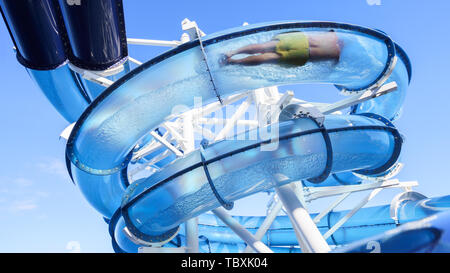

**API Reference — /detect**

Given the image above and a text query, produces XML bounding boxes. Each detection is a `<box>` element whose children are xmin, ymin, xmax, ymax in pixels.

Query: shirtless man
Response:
<box><xmin>222</xmin><ymin>30</ymin><xmax>341</xmax><ymax>66</ymax></box>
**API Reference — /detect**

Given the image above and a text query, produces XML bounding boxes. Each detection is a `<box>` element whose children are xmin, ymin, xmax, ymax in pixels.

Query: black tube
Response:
<box><xmin>58</xmin><ymin>0</ymin><xmax>128</xmax><ymax>71</ymax></box>
<box><xmin>0</xmin><ymin>0</ymin><xmax>67</xmax><ymax>70</ymax></box>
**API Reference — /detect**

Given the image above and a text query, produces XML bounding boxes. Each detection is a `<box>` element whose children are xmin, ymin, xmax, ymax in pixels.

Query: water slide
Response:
<box><xmin>334</xmin><ymin>210</ymin><xmax>450</xmax><ymax>253</ymax></box>
<box><xmin>111</xmin><ymin>195</ymin><xmax>450</xmax><ymax>253</ymax></box>
<box><xmin>2</xmin><ymin>0</ymin><xmax>449</xmax><ymax>253</ymax></box>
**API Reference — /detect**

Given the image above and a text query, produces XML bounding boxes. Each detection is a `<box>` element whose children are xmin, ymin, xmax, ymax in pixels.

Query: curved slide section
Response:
<box><xmin>1</xmin><ymin>0</ymin><xmax>441</xmax><ymax>252</ymax></box>
<box><xmin>27</xmin><ymin>65</ymin><xmax>91</xmax><ymax>122</ymax></box>
<box><xmin>112</xmin><ymin>195</ymin><xmax>450</xmax><ymax>253</ymax></box>
<box><xmin>335</xmin><ymin>210</ymin><xmax>450</xmax><ymax>253</ymax></box>
<box><xmin>119</xmin><ymin>115</ymin><xmax>402</xmax><ymax>242</ymax></box>
<box><xmin>66</xmin><ymin>21</ymin><xmax>410</xmax><ymax>219</ymax></box>
<box><xmin>58</xmin><ymin>21</ymin><xmax>427</xmax><ymax>252</ymax></box>
<box><xmin>67</xmin><ymin>21</ymin><xmax>397</xmax><ymax>173</ymax></box>
<box><xmin>0</xmin><ymin>0</ymin><xmax>90</xmax><ymax>122</ymax></box>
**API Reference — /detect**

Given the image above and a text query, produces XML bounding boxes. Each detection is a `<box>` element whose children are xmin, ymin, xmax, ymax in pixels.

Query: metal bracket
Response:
<box><xmin>303</xmin><ymin>179</ymin><xmax>419</xmax><ymax>202</ymax></box>
<box><xmin>279</xmin><ymin>103</ymin><xmax>325</xmax><ymax>126</ymax></box>
<box><xmin>68</xmin><ymin>63</ymin><xmax>117</xmax><ymax>87</ymax></box>
<box><xmin>181</xmin><ymin>18</ymin><xmax>206</xmax><ymax>40</ymax></box>
<box><xmin>321</xmin><ymin>81</ymin><xmax>398</xmax><ymax>114</ymax></box>
<box><xmin>127</xmin><ymin>38</ymin><xmax>181</xmax><ymax>47</ymax></box>
<box><xmin>199</xmin><ymin>149</ymin><xmax>234</xmax><ymax>210</ymax></box>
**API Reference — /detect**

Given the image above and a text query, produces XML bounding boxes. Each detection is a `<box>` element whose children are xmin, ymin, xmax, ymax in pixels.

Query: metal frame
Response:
<box><xmin>276</xmin><ymin>183</ymin><xmax>331</xmax><ymax>253</ymax></box>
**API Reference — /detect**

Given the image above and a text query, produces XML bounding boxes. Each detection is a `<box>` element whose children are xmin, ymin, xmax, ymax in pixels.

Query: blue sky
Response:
<box><xmin>0</xmin><ymin>0</ymin><xmax>449</xmax><ymax>252</ymax></box>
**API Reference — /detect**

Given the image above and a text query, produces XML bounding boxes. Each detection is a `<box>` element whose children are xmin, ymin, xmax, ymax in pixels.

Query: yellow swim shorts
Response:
<box><xmin>273</xmin><ymin>32</ymin><xmax>310</xmax><ymax>66</ymax></box>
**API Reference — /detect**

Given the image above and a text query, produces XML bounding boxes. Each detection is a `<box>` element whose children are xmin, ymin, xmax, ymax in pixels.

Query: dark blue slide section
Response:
<box><xmin>58</xmin><ymin>0</ymin><xmax>128</xmax><ymax>70</ymax></box>
<box><xmin>0</xmin><ymin>0</ymin><xmax>67</xmax><ymax>70</ymax></box>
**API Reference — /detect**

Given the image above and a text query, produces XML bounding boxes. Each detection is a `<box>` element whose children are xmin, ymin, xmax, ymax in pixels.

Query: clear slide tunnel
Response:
<box><xmin>1</xmin><ymin>0</ymin><xmax>433</xmax><ymax>253</ymax></box>
<box><xmin>111</xmin><ymin>195</ymin><xmax>450</xmax><ymax>253</ymax></box>
<box><xmin>335</xmin><ymin>209</ymin><xmax>450</xmax><ymax>253</ymax></box>
<box><xmin>67</xmin><ymin>21</ymin><xmax>404</xmax><ymax>218</ymax></box>
<box><xmin>119</xmin><ymin>115</ymin><xmax>402</xmax><ymax>243</ymax></box>
<box><xmin>67</xmin><ymin>22</ymin><xmax>398</xmax><ymax>174</ymax></box>
<box><xmin>62</xmin><ymin>21</ymin><xmax>422</xmax><ymax>252</ymax></box>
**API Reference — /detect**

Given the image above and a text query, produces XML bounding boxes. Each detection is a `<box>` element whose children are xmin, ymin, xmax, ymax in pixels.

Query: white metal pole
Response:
<box><xmin>214</xmin><ymin>96</ymin><xmax>252</xmax><ymax>141</ymax></box>
<box><xmin>320</xmin><ymin>81</ymin><xmax>397</xmax><ymax>114</ymax></box>
<box><xmin>128</xmin><ymin>56</ymin><xmax>143</xmax><ymax>66</ymax></box>
<box><xmin>149</xmin><ymin>131</ymin><xmax>183</xmax><ymax>157</ymax></box>
<box><xmin>275</xmin><ymin>183</ymin><xmax>331</xmax><ymax>253</ymax></box>
<box><xmin>212</xmin><ymin>208</ymin><xmax>273</xmax><ymax>253</ymax></box>
<box><xmin>127</xmin><ymin>38</ymin><xmax>181</xmax><ymax>47</ymax></box>
<box><xmin>313</xmin><ymin>192</ymin><xmax>351</xmax><ymax>224</ymax></box>
<box><xmin>185</xmin><ymin>218</ymin><xmax>199</xmax><ymax>253</ymax></box>
<box><xmin>323</xmin><ymin>188</ymin><xmax>383</xmax><ymax>240</ymax></box>
<box><xmin>243</xmin><ymin>200</ymin><xmax>283</xmax><ymax>253</ymax></box>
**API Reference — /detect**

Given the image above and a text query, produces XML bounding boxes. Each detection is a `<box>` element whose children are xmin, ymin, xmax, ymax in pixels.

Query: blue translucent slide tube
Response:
<box><xmin>112</xmin><ymin>195</ymin><xmax>450</xmax><ymax>253</ymax></box>
<box><xmin>67</xmin><ymin>22</ymin><xmax>396</xmax><ymax>174</ymax></box>
<box><xmin>119</xmin><ymin>114</ymin><xmax>401</xmax><ymax>243</ymax></box>
<box><xmin>27</xmin><ymin>65</ymin><xmax>90</xmax><ymax>122</ymax></box>
<box><xmin>335</xmin><ymin>209</ymin><xmax>450</xmax><ymax>253</ymax></box>
<box><xmin>67</xmin><ymin>22</ymin><xmax>402</xmax><ymax>219</ymax></box>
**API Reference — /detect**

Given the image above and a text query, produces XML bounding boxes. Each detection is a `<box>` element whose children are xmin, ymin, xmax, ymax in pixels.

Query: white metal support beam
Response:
<box><xmin>276</xmin><ymin>183</ymin><xmax>331</xmax><ymax>253</ymax></box>
<box><xmin>304</xmin><ymin>179</ymin><xmax>418</xmax><ymax>201</ymax></box>
<box><xmin>128</xmin><ymin>56</ymin><xmax>143</xmax><ymax>66</ymax></box>
<box><xmin>214</xmin><ymin>96</ymin><xmax>252</xmax><ymax>141</ymax></box>
<box><xmin>127</xmin><ymin>38</ymin><xmax>181</xmax><ymax>47</ymax></box>
<box><xmin>68</xmin><ymin>64</ymin><xmax>115</xmax><ymax>87</ymax></box>
<box><xmin>185</xmin><ymin>218</ymin><xmax>199</xmax><ymax>253</ymax></box>
<box><xmin>243</xmin><ymin>200</ymin><xmax>283</xmax><ymax>253</ymax></box>
<box><xmin>192</xmin><ymin>91</ymin><xmax>251</xmax><ymax>119</ymax></box>
<box><xmin>313</xmin><ymin>192</ymin><xmax>351</xmax><ymax>224</ymax></box>
<box><xmin>150</xmin><ymin>131</ymin><xmax>183</xmax><ymax>157</ymax></box>
<box><xmin>319</xmin><ymin>81</ymin><xmax>398</xmax><ymax>115</ymax></box>
<box><xmin>212</xmin><ymin>208</ymin><xmax>273</xmax><ymax>253</ymax></box>
<box><xmin>322</xmin><ymin>187</ymin><xmax>383</xmax><ymax>240</ymax></box>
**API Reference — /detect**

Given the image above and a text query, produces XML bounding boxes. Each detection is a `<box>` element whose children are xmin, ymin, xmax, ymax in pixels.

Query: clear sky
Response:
<box><xmin>0</xmin><ymin>0</ymin><xmax>449</xmax><ymax>252</ymax></box>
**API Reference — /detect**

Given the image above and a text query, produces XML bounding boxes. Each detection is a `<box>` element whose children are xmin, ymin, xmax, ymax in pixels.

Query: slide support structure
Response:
<box><xmin>185</xmin><ymin>218</ymin><xmax>199</xmax><ymax>253</ymax></box>
<box><xmin>212</xmin><ymin>207</ymin><xmax>274</xmax><ymax>253</ymax></box>
<box><xmin>276</xmin><ymin>183</ymin><xmax>331</xmax><ymax>253</ymax></box>
<box><xmin>243</xmin><ymin>199</ymin><xmax>284</xmax><ymax>253</ymax></box>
